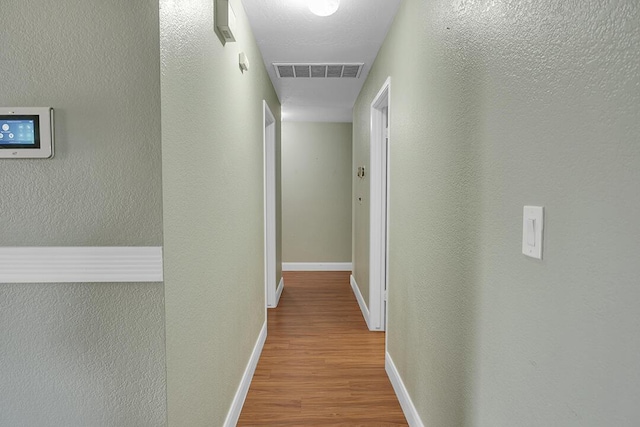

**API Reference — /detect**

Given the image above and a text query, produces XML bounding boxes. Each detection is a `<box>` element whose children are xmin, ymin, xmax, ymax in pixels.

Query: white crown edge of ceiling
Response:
<box><xmin>282</xmin><ymin>105</ymin><xmax>353</xmax><ymax>123</ymax></box>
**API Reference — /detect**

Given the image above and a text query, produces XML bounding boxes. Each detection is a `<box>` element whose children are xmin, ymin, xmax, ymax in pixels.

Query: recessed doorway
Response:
<box><xmin>369</xmin><ymin>77</ymin><xmax>391</xmax><ymax>331</ymax></box>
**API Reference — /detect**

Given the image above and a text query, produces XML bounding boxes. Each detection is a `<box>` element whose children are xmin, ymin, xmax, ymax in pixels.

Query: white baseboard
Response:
<box><xmin>386</xmin><ymin>352</ymin><xmax>425</xmax><ymax>427</ymax></box>
<box><xmin>282</xmin><ymin>262</ymin><xmax>352</xmax><ymax>271</ymax></box>
<box><xmin>224</xmin><ymin>321</ymin><xmax>267</xmax><ymax>427</ymax></box>
<box><xmin>275</xmin><ymin>276</ymin><xmax>284</xmax><ymax>306</ymax></box>
<box><xmin>350</xmin><ymin>274</ymin><xmax>371</xmax><ymax>330</ymax></box>
<box><xmin>0</xmin><ymin>246</ymin><xmax>163</xmax><ymax>283</ymax></box>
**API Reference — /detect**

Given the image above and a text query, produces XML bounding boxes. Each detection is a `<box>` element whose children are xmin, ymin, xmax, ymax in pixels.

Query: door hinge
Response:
<box><xmin>383</xmin><ymin>290</ymin><xmax>388</xmax><ymax>301</ymax></box>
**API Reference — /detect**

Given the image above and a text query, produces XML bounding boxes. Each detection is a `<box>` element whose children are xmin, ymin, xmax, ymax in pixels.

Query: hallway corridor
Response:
<box><xmin>237</xmin><ymin>271</ymin><xmax>407</xmax><ymax>426</ymax></box>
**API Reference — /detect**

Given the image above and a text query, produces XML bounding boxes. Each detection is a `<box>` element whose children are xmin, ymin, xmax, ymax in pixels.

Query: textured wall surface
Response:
<box><xmin>282</xmin><ymin>122</ymin><xmax>352</xmax><ymax>262</ymax></box>
<box><xmin>354</xmin><ymin>0</ymin><xmax>640</xmax><ymax>425</ymax></box>
<box><xmin>0</xmin><ymin>0</ymin><xmax>163</xmax><ymax>246</ymax></box>
<box><xmin>0</xmin><ymin>283</ymin><xmax>166</xmax><ymax>427</ymax></box>
<box><xmin>160</xmin><ymin>0</ymin><xmax>281</xmax><ymax>424</ymax></box>
<box><xmin>351</xmin><ymin>100</ymin><xmax>371</xmax><ymax>306</ymax></box>
<box><xmin>0</xmin><ymin>1</ymin><xmax>166</xmax><ymax>426</ymax></box>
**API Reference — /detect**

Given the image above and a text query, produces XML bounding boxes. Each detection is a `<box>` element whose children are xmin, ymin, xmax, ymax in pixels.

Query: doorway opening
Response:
<box><xmin>369</xmin><ymin>77</ymin><xmax>391</xmax><ymax>331</ymax></box>
<box><xmin>263</xmin><ymin>101</ymin><xmax>281</xmax><ymax>308</ymax></box>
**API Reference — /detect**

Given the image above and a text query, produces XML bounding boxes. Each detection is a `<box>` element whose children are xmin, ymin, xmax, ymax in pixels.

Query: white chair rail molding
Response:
<box><xmin>0</xmin><ymin>246</ymin><xmax>163</xmax><ymax>283</ymax></box>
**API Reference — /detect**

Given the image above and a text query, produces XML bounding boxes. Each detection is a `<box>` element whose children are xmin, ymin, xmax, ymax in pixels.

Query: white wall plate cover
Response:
<box><xmin>522</xmin><ymin>206</ymin><xmax>544</xmax><ymax>259</ymax></box>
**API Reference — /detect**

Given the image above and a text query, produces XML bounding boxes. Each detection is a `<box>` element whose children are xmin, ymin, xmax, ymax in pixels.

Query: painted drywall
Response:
<box><xmin>0</xmin><ymin>0</ymin><xmax>162</xmax><ymax>246</ymax></box>
<box><xmin>0</xmin><ymin>282</ymin><xmax>166</xmax><ymax>427</ymax></box>
<box><xmin>282</xmin><ymin>122</ymin><xmax>352</xmax><ymax>262</ymax></box>
<box><xmin>160</xmin><ymin>0</ymin><xmax>281</xmax><ymax>424</ymax></box>
<box><xmin>352</xmin><ymin>108</ymin><xmax>370</xmax><ymax>306</ymax></box>
<box><xmin>354</xmin><ymin>0</ymin><xmax>640</xmax><ymax>425</ymax></box>
<box><xmin>0</xmin><ymin>1</ymin><xmax>165</xmax><ymax>425</ymax></box>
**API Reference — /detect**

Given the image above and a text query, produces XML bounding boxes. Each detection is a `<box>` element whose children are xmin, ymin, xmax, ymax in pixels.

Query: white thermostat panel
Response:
<box><xmin>0</xmin><ymin>107</ymin><xmax>54</xmax><ymax>158</ymax></box>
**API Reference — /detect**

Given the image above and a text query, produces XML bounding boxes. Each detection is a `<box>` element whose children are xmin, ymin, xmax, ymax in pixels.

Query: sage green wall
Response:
<box><xmin>282</xmin><ymin>122</ymin><xmax>352</xmax><ymax>263</ymax></box>
<box><xmin>0</xmin><ymin>282</ymin><xmax>166</xmax><ymax>427</ymax></box>
<box><xmin>0</xmin><ymin>0</ymin><xmax>162</xmax><ymax>247</ymax></box>
<box><xmin>0</xmin><ymin>1</ymin><xmax>165</xmax><ymax>425</ymax></box>
<box><xmin>160</xmin><ymin>0</ymin><xmax>281</xmax><ymax>424</ymax></box>
<box><xmin>352</xmin><ymin>111</ymin><xmax>370</xmax><ymax>304</ymax></box>
<box><xmin>354</xmin><ymin>0</ymin><xmax>640</xmax><ymax>425</ymax></box>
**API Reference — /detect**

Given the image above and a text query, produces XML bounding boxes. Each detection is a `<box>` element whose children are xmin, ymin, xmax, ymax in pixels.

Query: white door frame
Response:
<box><xmin>369</xmin><ymin>77</ymin><xmax>391</xmax><ymax>331</ymax></box>
<box><xmin>263</xmin><ymin>101</ymin><xmax>278</xmax><ymax>308</ymax></box>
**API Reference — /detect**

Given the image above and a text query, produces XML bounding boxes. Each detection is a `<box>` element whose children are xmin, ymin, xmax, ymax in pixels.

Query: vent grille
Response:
<box><xmin>294</xmin><ymin>65</ymin><xmax>310</xmax><ymax>78</ymax></box>
<box><xmin>277</xmin><ymin>65</ymin><xmax>294</xmax><ymax>78</ymax></box>
<box><xmin>274</xmin><ymin>63</ymin><xmax>364</xmax><ymax>79</ymax></box>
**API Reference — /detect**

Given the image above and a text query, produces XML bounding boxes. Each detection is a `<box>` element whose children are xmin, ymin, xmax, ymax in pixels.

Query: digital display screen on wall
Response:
<box><xmin>0</xmin><ymin>116</ymin><xmax>40</xmax><ymax>149</ymax></box>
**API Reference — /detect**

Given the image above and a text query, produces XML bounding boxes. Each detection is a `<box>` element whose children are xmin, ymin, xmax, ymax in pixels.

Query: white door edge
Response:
<box><xmin>369</xmin><ymin>77</ymin><xmax>391</xmax><ymax>333</ymax></box>
<box><xmin>263</xmin><ymin>100</ymin><xmax>277</xmax><ymax>310</ymax></box>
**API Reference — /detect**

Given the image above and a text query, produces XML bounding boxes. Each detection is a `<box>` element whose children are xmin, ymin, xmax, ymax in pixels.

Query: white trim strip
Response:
<box><xmin>263</xmin><ymin>100</ymin><xmax>278</xmax><ymax>308</ymax></box>
<box><xmin>369</xmin><ymin>76</ymin><xmax>391</xmax><ymax>332</ymax></box>
<box><xmin>282</xmin><ymin>262</ymin><xmax>352</xmax><ymax>271</ymax></box>
<box><xmin>350</xmin><ymin>274</ymin><xmax>371</xmax><ymax>330</ymax></box>
<box><xmin>224</xmin><ymin>321</ymin><xmax>267</xmax><ymax>427</ymax></box>
<box><xmin>386</xmin><ymin>352</ymin><xmax>425</xmax><ymax>427</ymax></box>
<box><xmin>268</xmin><ymin>275</ymin><xmax>285</xmax><ymax>309</ymax></box>
<box><xmin>0</xmin><ymin>247</ymin><xmax>163</xmax><ymax>283</ymax></box>
<box><xmin>275</xmin><ymin>276</ymin><xmax>284</xmax><ymax>306</ymax></box>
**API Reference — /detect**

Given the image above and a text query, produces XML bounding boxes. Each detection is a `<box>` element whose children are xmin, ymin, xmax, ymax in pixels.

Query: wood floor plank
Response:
<box><xmin>237</xmin><ymin>271</ymin><xmax>407</xmax><ymax>426</ymax></box>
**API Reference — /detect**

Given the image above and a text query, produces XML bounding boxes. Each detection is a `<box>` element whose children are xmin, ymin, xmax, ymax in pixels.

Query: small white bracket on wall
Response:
<box><xmin>239</xmin><ymin>52</ymin><xmax>249</xmax><ymax>72</ymax></box>
<box><xmin>215</xmin><ymin>0</ymin><xmax>237</xmax><ymax>44</ymax></box>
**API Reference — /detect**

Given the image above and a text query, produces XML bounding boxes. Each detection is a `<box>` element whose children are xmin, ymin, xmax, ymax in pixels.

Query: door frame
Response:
<box><xmin>263</xmin><ymin>100</ymin><xmax>279</xmax><ymax>308</ymax></box>
<box><xmin>369</xmin><ymin>77</ymin><xmax>391</xmax><ymax>331</ymax></box>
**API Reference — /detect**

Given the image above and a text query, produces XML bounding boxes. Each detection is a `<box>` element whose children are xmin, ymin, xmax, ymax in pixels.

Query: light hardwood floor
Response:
<box><xmin>237</xmin><ymin>271</ymin><xmax>408</xmax><ymax>426</ymax></box>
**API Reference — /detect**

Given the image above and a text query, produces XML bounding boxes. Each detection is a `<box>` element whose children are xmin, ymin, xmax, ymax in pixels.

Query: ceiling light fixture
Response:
<box><xmin>308</xmin><ymin>0</ymin><xmax>340</xmax><ymax>17</ymax></box>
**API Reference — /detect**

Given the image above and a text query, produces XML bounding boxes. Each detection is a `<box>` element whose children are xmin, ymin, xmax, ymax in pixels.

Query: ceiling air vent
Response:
<box><xmin>276</xmin><ymin>65</ymin><xmax>295</xmax><ymax>78</ymax></box>
<box><xmin>274</xmin><ymin>63</ymin><xmax>364</xmax><ymax>79</ymax></box>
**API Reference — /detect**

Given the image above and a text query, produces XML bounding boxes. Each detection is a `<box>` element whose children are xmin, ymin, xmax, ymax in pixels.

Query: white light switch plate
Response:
<box><xmin>522</xmin><ymin>206</ymin><xmax>544</xmax><ymax>259</ymax></box>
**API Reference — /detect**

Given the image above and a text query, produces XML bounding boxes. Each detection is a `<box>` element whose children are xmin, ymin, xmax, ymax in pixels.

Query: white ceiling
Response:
<box><xmin>241</xmin><ymin>0</ymin><xmax>401</xmax><ymax>122</ymax></box>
